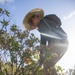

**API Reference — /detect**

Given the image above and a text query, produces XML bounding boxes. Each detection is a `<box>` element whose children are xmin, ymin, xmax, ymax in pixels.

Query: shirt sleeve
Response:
<box><xmin>44</xmin><ymin>14</ymin><xmax>62</xmax><ymax>26</ymax></box>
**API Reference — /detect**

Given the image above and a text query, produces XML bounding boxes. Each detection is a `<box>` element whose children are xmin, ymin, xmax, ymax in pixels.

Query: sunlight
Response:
<box><xmin>40</xmin><ymin>32</ymin><xmax>63</xmax><ymax>39</ymax></box>
<box><xmin>57</xmin><ymin>34</ymin><xmax>75</xmax><ymax>70</ymax></box>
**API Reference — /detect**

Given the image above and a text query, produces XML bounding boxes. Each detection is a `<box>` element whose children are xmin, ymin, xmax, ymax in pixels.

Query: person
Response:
<box><xmin>23</xmin><ymin>8</ymin><xmax>69</xmax><ymax>75</ymax></box>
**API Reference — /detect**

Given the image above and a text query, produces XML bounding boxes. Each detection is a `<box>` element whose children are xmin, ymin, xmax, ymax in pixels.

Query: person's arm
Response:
<box><xmin>38</xmin><ymin>19</ymin><xmax>49</xmax><ymax>33</ymax></box>
<box><xmin>44</xmin><ymin>14</ymin><xmax>62</xmax><ymax>26</ymax></box>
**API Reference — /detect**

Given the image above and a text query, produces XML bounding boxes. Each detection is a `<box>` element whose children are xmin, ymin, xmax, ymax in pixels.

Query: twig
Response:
<box><xmin>33</xmin><ymin>64</ymin><xmax>42</xmax><ymax>75</ymax></box>
<box><xmin>14</xmin><ymin>61</ymin><xmax>22</xmax><ymax>75</ymax></box>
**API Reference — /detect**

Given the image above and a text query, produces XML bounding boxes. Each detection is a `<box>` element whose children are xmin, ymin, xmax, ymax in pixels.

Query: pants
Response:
<box><xmin>40</xmin><ymin>35</ymin><xmax>69</xmax><ymax>75</ymax></box>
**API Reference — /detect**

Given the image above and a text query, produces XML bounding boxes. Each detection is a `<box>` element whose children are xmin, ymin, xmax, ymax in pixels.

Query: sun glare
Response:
<box><xmin>57</xmin><ymin>35</ymin><xmax>75</xmax><ymax>70</ymax></box>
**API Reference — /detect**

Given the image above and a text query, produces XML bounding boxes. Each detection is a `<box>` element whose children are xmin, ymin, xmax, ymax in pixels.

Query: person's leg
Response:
<box><xmin>43</xmin><ymin>62</ymin><xmax>58</xmax><ymax>75</ymax></box>
<box><xmin>50</xmin><ymin>67</ymin><xmax>58</xmax><ymax>75</ymax></box>
<box><xmin>42</xmin><ymin>39</ymin><xmax>68</xmax><ymax>75</ymax></box>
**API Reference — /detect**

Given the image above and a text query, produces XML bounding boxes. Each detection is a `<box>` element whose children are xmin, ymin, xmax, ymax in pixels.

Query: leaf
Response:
<box><xmin>5</xmin><ymin>9</ymin><xmax>10</xmax><ymax>17</ymax></box>
<box><xmin>0</xmin><ymin>8</ymin><xmax>3</xmax><ymax>13</ymax></box>
<box><xmin>10</xmin><ymin>24</ymin><xmax>17</xmax><ymax>31</ymax></box>
<box><xmin>34</xmin><ymin>55</ymin><xmax>39</xmax><ymax>60</ymax></box>
<box><xmin>1</xmin><ymin>19</ymin><xmax>9</xmax><ymax>26</ymax></box>
<box><xmin>31</xmin><ymin>33</ymin><xmax>34</xmax><ymax>36</ymax></box>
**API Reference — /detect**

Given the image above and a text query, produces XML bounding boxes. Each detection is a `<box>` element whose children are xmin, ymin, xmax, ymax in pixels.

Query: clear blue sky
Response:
<box><xmin>0</xmin><ymin>0</ymin><xmax>75</xmax><ymax>70</ymax></box>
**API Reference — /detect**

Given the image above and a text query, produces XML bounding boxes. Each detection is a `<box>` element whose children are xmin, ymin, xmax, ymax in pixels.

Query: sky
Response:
<box><xmin>0</xmin><ymin>0</ymin><xmax>75</xmax><ymax>70</ymax></box>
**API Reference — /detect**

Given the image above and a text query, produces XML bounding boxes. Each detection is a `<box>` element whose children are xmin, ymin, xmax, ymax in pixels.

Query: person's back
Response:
<box><xmin>38</xmin><ymin>14</ymin><xmax>69</xmax><ymax>75</ymax></box>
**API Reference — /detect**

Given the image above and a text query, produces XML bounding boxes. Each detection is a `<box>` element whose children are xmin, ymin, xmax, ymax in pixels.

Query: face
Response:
<box><xmin>29</xmin><ymin>15</ymin><xmax>41</xmax><ymax>27</ymax></box>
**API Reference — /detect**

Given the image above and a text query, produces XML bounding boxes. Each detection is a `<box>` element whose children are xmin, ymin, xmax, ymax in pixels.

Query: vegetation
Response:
<box><xmin>0</xmin><ymin>8</ymin><xmax>75</xmax><ymax>75</ymax></box>
<box><xmin>0</xmin><ymin>8</ymin><xmax>41</xmax><ymax>75</ymax></box>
